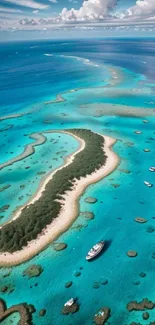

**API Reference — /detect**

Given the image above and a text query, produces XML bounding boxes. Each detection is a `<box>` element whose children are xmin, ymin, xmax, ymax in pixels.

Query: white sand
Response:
<box><xmin>0</xmin><ymin>132</ymin><xmax>119</xmax><ymax>266</ymax></box>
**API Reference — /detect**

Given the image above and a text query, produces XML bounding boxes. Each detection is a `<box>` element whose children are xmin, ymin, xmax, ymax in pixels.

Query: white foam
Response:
<box><xmin>44</xmin><ymin>53</ymin><xmax>53</xmax><ymax>57</ymax></box>
<box><xmin>59</xmin><ymin>54</ymin><xmax>100</xmax><ymax>68</ymax></box>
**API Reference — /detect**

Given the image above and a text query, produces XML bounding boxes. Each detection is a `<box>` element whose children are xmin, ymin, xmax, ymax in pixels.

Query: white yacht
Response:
<box><xmin>149</xmin><ymin>167</ymin><xmax>155</xmax><ymax>172</ymax></box>
<box><xmin>64</xmin><ymin>298</ymin><xmax>74</xmax><ymax>307</ymax></box>
<box><xmin>86</xmin><ymin>241</ymin><xmax>105</xmax><ymax>261</ymax></box>
<box><xmin>144</xmin><ymin>181</ymin><xmax>153</xmax><ymax>187</ymax></box>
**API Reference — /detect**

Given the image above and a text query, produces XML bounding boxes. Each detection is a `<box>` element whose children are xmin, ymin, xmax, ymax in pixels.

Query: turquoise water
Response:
<box><xmin>0</xmin><ymin>39</ymin><xmax>155</xmax><ymax>324</ymax></box>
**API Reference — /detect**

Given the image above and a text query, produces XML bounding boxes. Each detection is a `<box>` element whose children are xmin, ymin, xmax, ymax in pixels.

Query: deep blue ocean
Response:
<box><xmin>0</xmin><ymin>38</ymin><xmax>155</xmax><ymax>325</ymax></box>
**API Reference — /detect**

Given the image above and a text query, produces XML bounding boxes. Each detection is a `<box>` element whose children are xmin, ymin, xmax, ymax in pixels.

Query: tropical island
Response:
<box><xmin>0</xmin><ymin>128</ymin><xmax>119</xmax><ymax>266</ymax></box>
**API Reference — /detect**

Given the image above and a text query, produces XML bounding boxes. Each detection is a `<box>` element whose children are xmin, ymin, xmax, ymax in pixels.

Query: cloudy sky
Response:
<box><xmin>0</xmin><ymin>0</ymin><xmax>155</xmax><ymax>40</ymax></box>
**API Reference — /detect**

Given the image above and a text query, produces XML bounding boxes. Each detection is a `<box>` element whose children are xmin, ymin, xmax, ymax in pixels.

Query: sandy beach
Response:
<box><xmin>0</xmin><ymin>131</ymin><xmax>119</xmax><ymax>266</ymax></box>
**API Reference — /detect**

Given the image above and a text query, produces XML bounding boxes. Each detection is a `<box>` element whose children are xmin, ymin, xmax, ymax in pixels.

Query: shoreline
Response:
<box><xmin>0</xmin><ymin>131</ymin><xmax>119</xmax><ymax>266</ymax></box>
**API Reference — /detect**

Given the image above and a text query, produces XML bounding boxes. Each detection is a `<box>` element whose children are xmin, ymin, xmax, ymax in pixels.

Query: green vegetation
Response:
<box><xmin>0</xmin><ymin>129</ymin><xmax>107</xmax><ymax>252</ymax></box>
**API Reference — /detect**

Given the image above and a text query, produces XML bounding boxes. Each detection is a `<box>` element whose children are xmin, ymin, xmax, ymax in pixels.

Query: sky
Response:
<box><xmin>0</xmin><ymin>0</ymin><xmax>155</xmax><ymax>41</ymax></box>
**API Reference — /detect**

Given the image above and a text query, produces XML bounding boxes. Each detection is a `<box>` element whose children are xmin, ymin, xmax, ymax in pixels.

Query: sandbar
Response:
<box><xmin>0</xmin><ymin>133</ymin><xmax>47</xmax><ymax>170</ymax></box>
<box><xmin>79</xmin><ymin>102</ymin><xmax>155</xmax><ymax>118</ymax></box>
<box><xmin>0</xmin><ymin>112</ymin><xmax>30</xmax><ymax>121</ymax></box>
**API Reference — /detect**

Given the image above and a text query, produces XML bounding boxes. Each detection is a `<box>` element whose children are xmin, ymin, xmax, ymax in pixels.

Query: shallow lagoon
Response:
<box><xmin>0</xmin><ymin>39</ymin><xmax>155</xmax><ymax>324</ymax></box>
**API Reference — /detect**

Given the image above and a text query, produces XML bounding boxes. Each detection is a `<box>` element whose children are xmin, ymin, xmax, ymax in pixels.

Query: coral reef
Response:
<box><xmin>65</xmin><ymin>281</ymin><xmax>73</xmax><ymax>288</ymax></box>
<box><xmin>127</xmin><ymin>250</ymin><xmax>138</xmax><ymax>257</ymax></box>
<box><xmin>94</xmin><ymin>307</ymin><xmax>111</xmax><ymax>325</ymax></box>
<box><xmin>53</xmin><ymin>243</ymin><xmax>67</xmax><ymax>251</ymax></box>
<box><xmin>127</xmin><ymin>298</ymin><xmax>155</xmax><ymax>311</ymax></box>
<box><xmin>84</xmin><ymin>197</ymin><xmax>98</xmax><ymax>204</ymax></box>
<box><xmin>80</xmin><ymin>211</ymin><xmax>94</xmax><ymax>220</ymax></box>
<box><xmin>135</xmin><ymin>217</ymin><xmax>147</xmax><ymax>223</ymax></box>
<box><xmin>61</xmin><ymin>301</ymin><xmax>79</xmax><ymax>315</ymax></box>
<box><xmin>0</xmin><ymin>298</ymin><xmax>34</xmax><ymax>325</ymax></box>
<box><xmin>23</xmin><ymin>265</ymin><xmax>43</xmax><ymax>278</ymax></box>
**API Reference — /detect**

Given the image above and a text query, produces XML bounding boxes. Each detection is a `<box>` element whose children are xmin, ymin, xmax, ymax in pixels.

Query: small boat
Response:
<box><xmin>149</xmin><ymin>167</ymin><xmax>155</xmax><ymax>172</ymax></box>
<box><xmin>64</xmin><ymin>298</ymin><xmax>74</xmax><ymax>307</ymax></box>
<box><xmin>134</xmin><ymin>131</ymin><xmax>142</xmax><ymax>134</ymax></box>
<box><xmin>144</xmin><ymin>181</ymin><xmax>153</xmax><ymax>187</ymax></box>
<box><xmin>86</xmin><ymin>241</ymin><xmax>105</xmax><ymax>261</ymax></box>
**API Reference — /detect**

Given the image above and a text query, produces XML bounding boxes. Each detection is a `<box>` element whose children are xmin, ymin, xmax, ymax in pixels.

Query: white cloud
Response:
<box><xmin>69</xmin><ymin>0</ymin><xmax>78</xmax><ymax>4</ymax></box>
<box><xmin>33</xmin><ymin>10</ymin><xmax>39</xmax><ymax>14</ymax></box>
<box><xmin>0</xmin><ymin>6</ymin><xmax>22</xmax><ymax>12</ymax></box>
<box><xmin>60</xmin><ymin>0</ymin><xmax>117</xmax><ymax>22</ymax></box>
<box><xmin>123</xmin><ymin>0</ymin><xmax>155</xmax><ymax>18</ymax></box>
<box><xmin>4</xmin><ymin>0</ymin><xmax>48</xmax><ymax>10</ymax></box>
<box><xmin>1</xmin><ymin>0</ymin><xmax>155</xmax><ymax>32</ymax></box>
<box><xmin>49</xmin><ymin>0</ymin><xmax>58</xmax><ymax>3</ymax></box>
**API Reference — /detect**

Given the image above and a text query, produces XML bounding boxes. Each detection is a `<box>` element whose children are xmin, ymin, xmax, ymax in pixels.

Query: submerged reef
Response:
<box><xmin>61</xmin><ymin>301</ymin><xmax>79</xmax><ymax>315</ymax></box>
<box><xmin>65</xmin><ymin>281</ymin><xmax>73</xmax><ymax>288</ymax></box>
<box><xmin>0</xmin><ymin>205</ymin><xmax>10</xmax><ymax>213</ymax></box>
<box><xmin>0</xmin><ymin>124</ymin><xmax>13</xmax><ymax>132</ymax></box>
<box><xmin>126</xmin><ymin>299</ymin><xmax>155</xmax><ymax>324</ymax></box>
<box><xmin>143</xmin><ymin>312</ymin><xmax>150</xmax><ymax>320</ymax></box>
<box><xmin>127</xmin><ymin>250</ymin><xmax>138</xmax><ymax>257</ymax></box>
<box><xmin>79</xmin><ymin>102</ymin><xmax>155</xmax><ymax>118</ymax></box>
<box><xmin>135</xmin><ymin>217</ymin><xmax>147</xmax><ymax>223</ymax></box>
<box><xmin>71</xmin><ymin>224</ymin><xmax>88</xmax><ymax>231</ymax></box>
<box><xmin>94</xmin><ymin>307</ymin><xmax>111</xmax><ymax>325</ymax></box>
<box><xmin>39</xmin><ymin>309</ymin><xmax>46</xmax><ymax>317</ymax></box>
<box><xmin>118</xmin><ymin>168</ymin><xmax>131</xmax><ymax>174</ymax></box>
<box><xmin>80</xmin><ymin>211</ymin><xmax>94</xmax><ymax>220</ymax></box>
<box><xmin>93</xmin><ymin>282</ymin><xmax>100</xmax><ymax>289</ymax></box>
<box><xmin>0</xmin><ymin>185</ymin><xmax>11</xmax><ymax>193</ymax></box>
<box><xmin>0</xmin><ymin>129</ymin><xmax>107</xmax><ymax>253</ymax></box>
<box><xmin>127</xmin><ymin>298</ymin><xmax>155</xmax><ymax>311</ymax></box>
<box><xmin>0</xmin><ymin>283</ymin><xmax>15</xmax><ymax>294</ymax></box>
<box><xmin>84</xmin><ymin>197</ymin><xmax>98</xmax><ymax>204</ymax></box>
<box><xmin>129</xmin><ymin>323</ymin><xmax>155</xmax><ymax>325</ymax></box>
<box><xmin>0</xmin><ymin>298</ymin><xmax>34</xmax><ymax>325</ymax></box>
<box><xmin>23</xmin><ymin>265</ymin><xmax>43</xmax><ymax>278</ymax></box>
<box><xmin>53</xmin><ymin>243</ymin><xmax>67</xmax><ymax>251</ymax></box>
